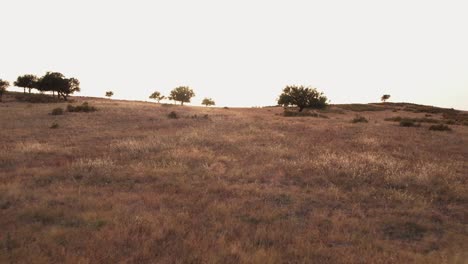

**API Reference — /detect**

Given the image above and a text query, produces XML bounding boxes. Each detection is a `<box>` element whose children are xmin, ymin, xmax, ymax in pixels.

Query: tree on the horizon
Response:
<box><xmin>277</xmin><ymin>85</ymin><xmax>328</xmax><ymax>112</ymax></box>
<box><xmin>169</xmin><ymin>86</ymin><xmax>195</xmax><ymax>106</ymax></box>
<box><xmin>202</xmin><ymin>97</ymin><xmax>215</xmax><ymax>107</ymax></box>
<box><xmin>14</xmin><ymin>74</ymin><xmax>38</xmax><ymax>94</ymax></box>
<box><xmin>381</xmin><ymin>94</ymin><xmax>391</xmax><ymax>103</ymax></box>
<box><xmin>149</xmin><ymin>91</ymin><xmax>165</xmax><ymax>103</ymax></box>
<box><xmin>36</xmin><ymin>72</ymin><xmax>80</xmax><ymax>101</ymax></box>
<box><xmin>105</xmin><ymin>91</ymin><xmax>114</xmax><ymax>98</ymax></box>
<box><xmin>0</xmin><ymin>79</ymin><xmax>10</xmax><ymax>102</ymax></box>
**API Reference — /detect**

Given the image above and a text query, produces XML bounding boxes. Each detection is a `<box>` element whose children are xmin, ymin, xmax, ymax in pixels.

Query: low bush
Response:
<box><xmin>429</xmin><ymin>124</ymin><xmax>452</xmax><ymax>131</ymax></box>
<box><xmin>50</xmin><ymin>107</ymin><xmax>64</xmax><ymax>115</ymax></box>
<box><xmin>167</xmin><ymin>111</ymin><xmax>178</xmax><ymax>119</ymax></box>
<box><xmin>50</xmin><ymin>122</ymin><xmax>59</xmax><ymax>129</ymax></box>
<box><xmin>385</xmin><ymin>116</ymin><xmax>440</xmax><ymax>124</ymax></box>
<box><xmin>67</xmin><ymin>102</ymin><xmax>97</xmax><ymax>113</ymax></box>
<box><xmin>352</xmin><ymin>116</ymin><xmax>368</xmax><ymax>123</ymax></box>
<box><xmin>399</xmin><ymin>119</ymin><xmax>419</xmax><ymax>127</ymax></box>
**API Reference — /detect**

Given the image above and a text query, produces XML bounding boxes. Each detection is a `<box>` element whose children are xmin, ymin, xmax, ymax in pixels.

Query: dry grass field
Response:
<box><xmin>1</xmin><ymin>92</ymin><xmax>467</xmax><ymax>263</ymax></box>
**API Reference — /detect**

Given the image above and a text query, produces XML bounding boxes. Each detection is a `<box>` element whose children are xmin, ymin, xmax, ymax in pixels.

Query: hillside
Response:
<box><xmin>1</xmin><ymin>93</ymin><xmax>467</xmax><ymax>263</ymax></box>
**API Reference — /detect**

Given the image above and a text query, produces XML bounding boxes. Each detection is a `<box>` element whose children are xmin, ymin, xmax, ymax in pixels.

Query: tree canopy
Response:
<box><xmin>202</xmin><ymin>98</ymin><xmax>215</xmax><ymax>107</ymax></box>
<box><xmin>36</xmin><ymin>72</ymin><xmax>80</xmax><ymax>100</ymax></box>
<box><xmin>277</xmin><ymin>85</ymin><xmax>328</xmax><ymax>112</ymax></box>
<box><xmin>106</xmin><ymin>91</ymin><xmax>114</xmax><ymax>98</ymax></box>
<box><xmin>381</xmin><ymin>94</ymin><xmax>391</xmax><ymax>102</ymax></box>
<box><xmin>149</xmin><ymin>91</ymin><xmax>165</xmax><ymax>103</ymax></box>
<box><xmin>0</xmin><ymin>79</ymin><xmax>10</xmax><ymax>102</ymax></box>
<box><xmin>169</xmin><ymin>86</ymin><xmax>195</xmax><ymax>105</ymax></box>
<box><xmin>14</xmin><ymin>74</ymin><xmax>38</xmax><ymax>94</ymax></box>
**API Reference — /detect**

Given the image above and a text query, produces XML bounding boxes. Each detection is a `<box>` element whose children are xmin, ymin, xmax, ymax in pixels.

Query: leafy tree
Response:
<box><xmin>105</xmin><ymin>91</ymin><xmax>114</xmax><ymax>98</ymax></box>
<box><xmin>14</xmin><ymin>74</ymin><xmax>38</xmax><ymax>94</ymax></box>
<box><xmin>202</xmin><ymin>97</ymin><xmax>215</xmax><ymax>107</ymax></box>
<box><xmin>37</xmin><ymin>72</ymin><xmax>80</xmax><ymax>101</ymax></box>
<box><xmin>149</xmin><ymin>91</ymin><xmax>165</xmax><ymax>103</ymax></box>
<box><xmin>277</xmin><ymin>85</ymin><xmax>328</xmax><ymax>112</ymax></box>
<box><xmin>169</xmin><ymin>86</ymin><xmax>195</xmax><ymax>106</ymax></box>
<box><xmin>0</xmin><ymin>79</ymin><xmax>9</xmax><ymax>102</ymax></box>
<box><xmin>381</xmin><ymin>94</ymin><xmax>391</xmax><ymax>102</ymax></box>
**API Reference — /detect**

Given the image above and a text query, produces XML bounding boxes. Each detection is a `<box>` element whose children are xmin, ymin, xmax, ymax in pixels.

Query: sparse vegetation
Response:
<box><xmin>429</xmin><ymin>124</ymin><xmax>452</xmax><ymax>131</ymax></box>
<box><xmin>278</xmin><ymin>85</ymin><xmax>328</xmax><ymax>112</ymax></box>
<box><xmin>0</xmin><ymin>97</ymin><xmax>466</xmax><ymax>263</ymax></box>
<box><xmin>337</xmin><ymin>104</ymin><xmax>387</xmax><ymax>112</ymax></box>
<box><xmin>105</xmin><ymin>91</ymin><xmax>114</xmax><ymax>98</ymax></box>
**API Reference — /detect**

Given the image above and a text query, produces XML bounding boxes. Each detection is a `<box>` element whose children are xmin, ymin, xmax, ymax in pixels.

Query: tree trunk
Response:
<box><xmin>28</xmin><ymin>88</ymin><xmax>32</xmax><ymax>94</ymax></box>
<box><xmin>23</xmin><ymin>88</ymin><xmax>26</xmax><ymax>94</ymax></box>
<box><xmin>181</xmin><ymin>102</ymin><xmax>184</xmax><ymax>106</ymax></box>
<box><xmin>298</xmin><ymin>106</ymin><xmax>304</xmax><ymax>112</ymax></box>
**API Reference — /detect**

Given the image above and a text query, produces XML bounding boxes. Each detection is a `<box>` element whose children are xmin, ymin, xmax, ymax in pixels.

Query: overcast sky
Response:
<box><xmin>1</xmin><ymin>0</ymin><xmax>467</xmax><ymax>109</ymax></box>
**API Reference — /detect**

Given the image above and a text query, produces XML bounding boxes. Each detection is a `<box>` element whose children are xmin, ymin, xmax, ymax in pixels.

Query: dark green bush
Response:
<box><xmin>15</xmin><ymin>93</ymin><xmax>62</xmax><ymax>103</ymax></box>
<box><xmin>50</xmin><ymin>107</ymin><xmax>64</xmax><ymax>115</ymax></box>
<box><xmin>429</xmin><ymin>124</ymin><xmax>452</xmax><ymax>131</ymax></box>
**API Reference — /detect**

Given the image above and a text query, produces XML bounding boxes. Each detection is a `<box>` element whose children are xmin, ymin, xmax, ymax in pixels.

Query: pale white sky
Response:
<box><xmin>1</xmin><ymin>0</ymin><xmax>467</xmax><ymax>109</ymax></box>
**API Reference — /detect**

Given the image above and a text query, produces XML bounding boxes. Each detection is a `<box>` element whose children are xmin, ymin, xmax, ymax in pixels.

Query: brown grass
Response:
<box><xmin>1</xmin><ymin>93</ymin><xmax>467</xmax><ymax>263</ymax></box>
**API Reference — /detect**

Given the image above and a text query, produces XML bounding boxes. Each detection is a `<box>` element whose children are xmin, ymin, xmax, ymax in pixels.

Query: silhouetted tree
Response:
<box><xmin>37</xmin><ymin>72</ymin><xmax>80</xmax><ymax>101</ymax></box>
<box><xmin>202</xmin><ymin>98</ymin><xmax>215</xmax><ymax>107</ymax></box>
<box><xmin>0</xmin><ymin>79</ymin><xmax>10</xmax><ymax>102</ymax></box>
<box><xmin>14</xmin><ymin>74</ymin><xmax>38</xmax><ymax>94</ymax></box>
<box><xmin>277</xmin><ymin>85</ymin><xmax>328</xmax><ymax>112</ymax></box>
<box><xmin>170</xmin><ymin>86</ymin><xmax>195</xmax><ymax>106</ymax></box>
<box><xmin>105</xmin><ymin>91</ymin><xmax>114</xmax><ymax>98</ymax></box>
<box><xmin>381</xmin><ymin>94</ymin><xmax>391</xmax><ymax>103</ymax></box>
<box><xmin>149</xmin><ymin>91</ymin><xmax>165</xmax><ymax>103</ymax></box>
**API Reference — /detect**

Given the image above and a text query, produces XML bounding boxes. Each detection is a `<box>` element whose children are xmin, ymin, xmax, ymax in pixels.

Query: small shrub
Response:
<box><xmin>445</xmin><ymin>120</ymin><xmax>456</xmax><ymax>125</ymax></box>
<box><xmin>67</xmin><ymin>102</ymin><xmax>97</xmax><ymax>113</ymax></box>
<box><xmin>283</xmin><ymin>110</ymin><xmax>319</xmax><ymax>117</ymax></box>
<box><xmin>15</xmin><ymin>93</ymin><xmax>62</xmax><ymax>103</ymax></box>
<box><xmin>352</xmin><ymin>116</ymin><xmax>368</xmax><ymax>123</ymax></box>
<box><xmin>223</xmin><ymin>107</ymin><xmax>229</xmax><ymax>109</ymax></box>
<box><xmin>50</xmin><ymin>107</ymin><xmax>64</xmax><ymax>115</ymax></box>
<box><xmin>50</xmin><ymin>122</ymin><xmax>59</xmax><ymax>129</ymax></box>
<box><xmin>429</xmin><ymin>124</ymin><xmax>452</xmax><ymax>131</ymax></box>
<box><xmin>167</xmin><ymin>111</ymin><xmax>178</xmax><ymax>119</ymax></box>
<box><xmin>383</xmin><ymin>221</ymin><xmax>427</xmax><ymax>241</ymax></box>
<box><xmin>399</xmin><ymin>119</ymin><xmax>418</xmax><ymax>127</ymax></box>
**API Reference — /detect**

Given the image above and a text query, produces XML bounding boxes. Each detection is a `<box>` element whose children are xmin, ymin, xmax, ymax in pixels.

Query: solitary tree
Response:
<box><xmin>277</xmin><ymin>85</ymin><xmax>328</xmax><ymax>112</ymax></box>
<box><xmin>202</xmin><ymin>97</ymin><xmax>215</xmax><ymax>107</ymax></box>
<box><xmin>149</xmin><ymin>91</ymin><xmax>165</xmax><ymax>103</ymax></box>
<box><xmin>381</xmin><ymin>94</ymin><xmax>391</xmax><ymax>103</ymax></box>
<box><xmin>169</xmin><ymin>86</ymin><xmax>195</xmax><ymax>105</ymax></box>
<box><xmin>0</xmin><ymin>79</ymin><xmax>9</xmax><ymax>102</ymax></box>
<box><xmin>14</xmin><ymin>74</ymin><xmax>38</xmax><ymax>94</ymax></box>
<box><xmin>105</xmin><ymin>91</ymin><xmax>114</xmax><ymax>98</ymax></box>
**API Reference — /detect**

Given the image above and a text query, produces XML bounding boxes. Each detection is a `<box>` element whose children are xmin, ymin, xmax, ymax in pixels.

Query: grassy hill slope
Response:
<box><xmin>1</xmin><ymin>93</ymin><xmax>467</xmax><ymax>263</ymax></box>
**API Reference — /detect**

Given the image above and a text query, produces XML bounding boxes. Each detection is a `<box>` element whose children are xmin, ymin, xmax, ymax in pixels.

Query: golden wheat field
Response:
<box><xmin>0</xmin><ymin>93</ymin><xmax>467</xmax><ymax>264</ymax></box>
